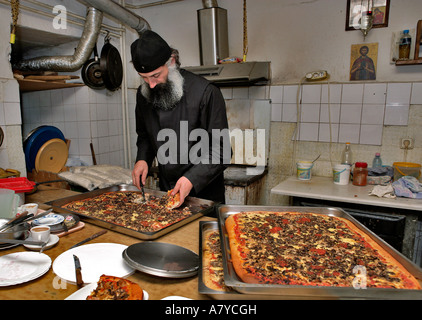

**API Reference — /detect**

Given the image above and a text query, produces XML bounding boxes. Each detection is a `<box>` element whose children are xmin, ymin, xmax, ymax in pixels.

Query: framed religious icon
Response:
<box><xmin>346</xmin><ymin>0</ymin><xmax>390</xmax><ymax>31</ymax></box>
<box><xmin>350</xmin><ymin>43</ymin><xmax>378</xmax><ymax>81</ymax></box>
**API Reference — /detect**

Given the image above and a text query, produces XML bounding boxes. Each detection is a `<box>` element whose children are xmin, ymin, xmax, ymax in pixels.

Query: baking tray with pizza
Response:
<box><xmin>199</xmin><ymin>221</ymin><xmax>295</xmax><ymax>300</ymax></box>
<box><xmin>217</xmin><ymin>205</ymin><xmax>422</xmax><ymax>300</ymax></box>
<box><xmin>46</xmin><ymin>184</ymin><xmax>216</xmax><ymax>240</ymax></box>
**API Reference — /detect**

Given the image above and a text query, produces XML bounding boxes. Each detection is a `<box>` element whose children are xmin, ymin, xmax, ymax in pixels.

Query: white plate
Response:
<box><xmin>161</xmin><ymin>296</ymin><xmax>192</xmax><ymax>300</ymax></box>
<box><xmin>0</xmin><ymin>252</ymin><xmax>51</xmax><ymax>286</ymax></box>
<box><xmin>24</xmin><ymin>234</ymin><xmax>59</xmax><ymax>251</ymax></box>
<box><xmin>53</xmin><ymin>243</ymin><xmax>134</xmax><ymax>284</ymax></box>
<box><xmin>65</xmin><ymin>282</ymin><xmax>149</xmax><ymax>300</ymax></box>
<box><xmin>33</xmin><ymin>214</ymin><xmax>64</xmax><ymax>226</ymax></box>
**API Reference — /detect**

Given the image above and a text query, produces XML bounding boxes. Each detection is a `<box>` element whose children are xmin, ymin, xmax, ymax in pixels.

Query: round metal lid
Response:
<box><xmin>123</xmin><ymin>242</ymin><xmax>199</xmax><ymax>278</ymax></box>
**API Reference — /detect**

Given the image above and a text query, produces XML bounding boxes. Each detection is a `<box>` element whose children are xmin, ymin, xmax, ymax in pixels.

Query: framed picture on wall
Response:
<box><xmin>346</xmin><ymin>0</ymin><xmax>390</xmax><ymax>31</ymax></box>
<box><xmin>350</xmin><ymin>43</ymin><xmax>378</xmax><ymax>80</ymax></box>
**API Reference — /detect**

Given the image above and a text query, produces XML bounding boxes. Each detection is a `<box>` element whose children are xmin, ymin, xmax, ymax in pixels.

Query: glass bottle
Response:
<box><xmin>341</xmin><ymin>142</ymin><xmax>353</xmax><ymax>166</ymax></box>
<box><xmin>399</xmin><ymin>30</ymin><xmax>411</xmax><ymax>60</ymax></box>
<box><xmin>353</xmin><ymin>162</ymin><xmax>368</xmax><ymax>186</ymax></box>
<box><xmin>372</xmin><ymin>153</ymin><xmax>382</xmax><ymax>168</ymax></box>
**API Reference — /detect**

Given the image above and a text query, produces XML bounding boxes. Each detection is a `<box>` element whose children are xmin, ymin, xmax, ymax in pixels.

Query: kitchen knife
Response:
<box><xmin>70</xmin><ymin>230</ymin><xmax>107</xmax><ymax>249</ymax></box>
<box><xmin>139</xmin><ymin>180</ymin><xmax>146</xmax><ymax>202</ymax></box>
<box><xmin>73</xmin><ymin>254</ymin><xmax>83</xmax><ymax>288</ymax></box>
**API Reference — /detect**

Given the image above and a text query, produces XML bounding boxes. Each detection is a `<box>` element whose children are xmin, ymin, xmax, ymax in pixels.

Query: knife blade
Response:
<box><xmin>73</xmin><ymin>254</ymin><xmax>83</xmax><ymax>288</ymax></box>
<box><xmin>139</xmin><ymin>180</ymin><xmax>146</xmax><ymax>202</ymax></box>
<box><xmin>70</xmin><ymin>230</ymin><xmax>107</xmax><ymax>249</ymax></box>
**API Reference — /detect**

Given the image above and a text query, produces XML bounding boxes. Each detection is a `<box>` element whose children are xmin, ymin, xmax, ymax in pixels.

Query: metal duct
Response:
<box><xmin>14</xmin><ymin>0</ymin><xmax>150</xmax><ymax>72</ymax></box>
<box><xmin>82</xmin><ymin>0</ymin><xmax>150</xmax><ymax>34</ymax></box>
<box><xmin>14</xmin><ymin>7</ymin><xmax>103</xmax><ymax>72</ymax></box>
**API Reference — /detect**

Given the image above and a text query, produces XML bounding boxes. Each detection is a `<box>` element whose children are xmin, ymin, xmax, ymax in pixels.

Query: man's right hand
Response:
<box><xmin>132</xmin><ymin>160</ymin><xmax>149</xmax><ymax>190</ymax></box>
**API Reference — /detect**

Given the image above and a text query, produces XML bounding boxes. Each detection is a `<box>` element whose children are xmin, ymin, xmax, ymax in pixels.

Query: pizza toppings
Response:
<box><xmin>87</xmin><ymin>275</ymin><xmax>144</xmax><ymax>300</ymax></box>
<box><xmin>62</xmin><ymin>191</ymin><xmax>192</xmax><ymax>233</ymax></box>
<box><xmin>225</xmin><ymin>211</ymin><xmax>421</xmax><ymax>290</ymax></box>
<box><xmin>165</xmin><ymin>189</ymin><xmax>181</xmax><ymax>209</ymax></box>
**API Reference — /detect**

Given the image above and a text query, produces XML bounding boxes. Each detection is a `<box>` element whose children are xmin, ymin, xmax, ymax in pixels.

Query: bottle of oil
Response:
<box><xmin>399</xmin><ymin>30</ymin><xmax>411</xmax><ymax>60</ymax></box>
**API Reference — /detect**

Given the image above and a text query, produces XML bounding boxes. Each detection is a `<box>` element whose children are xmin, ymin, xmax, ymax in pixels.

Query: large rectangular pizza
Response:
<box><xmin>225</xmin><ymin>211</ymin><xmax>420</xmax><ymax>289</ymax></box>
<box><xmin>61</xmin><ymin>191</ymin><xmax>192</xmax><ymax>233</ymax></box>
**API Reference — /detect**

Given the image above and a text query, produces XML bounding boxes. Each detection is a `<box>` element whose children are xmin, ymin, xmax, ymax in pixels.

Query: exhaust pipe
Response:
<box><xmin>14</xmin><ymin>0</ymin><xmax>150</xmax><ymax>72</ymax></box>
<box><xmin>14</xmin><ymin>7</ymin><xmax>103</xmax><ymax>72</ymax></box>
<box><xmin>82</xmin><ymin>0</ymin><xmax>150</xmax><ymax>34</ymax></box>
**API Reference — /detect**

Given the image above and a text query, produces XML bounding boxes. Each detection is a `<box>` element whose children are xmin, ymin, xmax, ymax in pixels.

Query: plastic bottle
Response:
<box><xmin>399</xmin><ymin>30</ymin><xmax>411</xmax><ymax>60</ymax></box>
<box><xmin>353</xmin><ymin>162</ymin><xmax>368</xmax><ymax>186</ymax></box>
<box><xmin>372</xmin><ymin>153</ymin><xmax>382</xmax><ymax>168</ymax></box>
<box><xmin>341</xmin><ymin>142</ymin><xmax>353</xmax><ymax>166</ymax></box>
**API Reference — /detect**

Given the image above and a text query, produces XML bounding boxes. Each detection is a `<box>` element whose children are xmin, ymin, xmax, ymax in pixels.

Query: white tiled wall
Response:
<box><xmin>21</xmin><ymin>86</ymin><xmax>125</xmax><ymax>167</ymax></box>
<box><xmin>270</xmin><ymin>82</ymin><xmax>421</xmax><ymax>146</ymax></box>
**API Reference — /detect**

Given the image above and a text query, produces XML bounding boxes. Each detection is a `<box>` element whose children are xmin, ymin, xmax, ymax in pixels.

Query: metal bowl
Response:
<box><xmin>0</xmin><ymin>218</ymin><xmax>30</xmax><ymax>244</ymax></box>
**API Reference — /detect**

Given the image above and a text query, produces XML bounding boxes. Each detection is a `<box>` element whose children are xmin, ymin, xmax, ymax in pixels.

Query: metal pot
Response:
<box><xmin>0</xmin><ymin>218</ymin><xmax>30</xmax><ymax>244</ymax></box>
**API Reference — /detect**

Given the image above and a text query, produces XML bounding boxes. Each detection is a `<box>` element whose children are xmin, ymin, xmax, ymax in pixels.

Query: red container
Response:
<box><xmin>0</xmin><ymin>177</ymin><xmax>35</xmax><ymax>193</ymax></box>
<box><xmin>353</xmin><ymin>162</ymin><xmax>368</xmax><ymax>186</ymax></box>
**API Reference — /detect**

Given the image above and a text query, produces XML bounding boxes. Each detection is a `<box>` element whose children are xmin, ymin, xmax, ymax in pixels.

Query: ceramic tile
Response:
<box><xmin>220</xmin><ymin>87</ymin><xmax>233</xmax><ymax>100</ymax></box>
<box><xmin>232</xmin><ymin>87</ymin><xmax>249</xmax><ymax>99</ymax></box>
<box><xmin>386</xmin><ymin>83</ymin><xmax>411</xmax><ymax>105</ymax></box>
<box><xmin>77</xmin><ymin>121</ymin><xmax>91</xmax><ymax>139</ymax></box>
<box><xmin>342</xmin><ymin>84</ymin><xmax>364</xmax><ymax>104</ymax></box>
<box><xmin>320</xmin><ymin>103</ymin><xmax>340</xmax><ymax>123</ymax></box>
<box><xmin>359</xmin><ymin>124</ymin><xmax>383</xmax><ymax>145</ymax></box>
<box><xmin>340</xmin><ymin>104</ymin><xmax>362</xmax><ymax>124</ymax></box>
<box><xmin>76</xmin><ymin>103</ymin><xmax>90</xmax><ymax>121</ymax></box>
<box><xmin>301</xmin><ymin>84</ymin><xmax>321</xmax><ymax>103</ymax></box>
<box><xmin>338</xmin><ymin>123</ymin><xmax>360</xmax><ymax>143</ymax></box>
<box><xmin>281</xmin><ymin>103</ymin><xmax>297</xmax><ymax>122</ymax></box>
<box><xmin>4</xmin><ymin>102</ymin><xmax>21</xmax><ymax>125</ymax></box>
<box><xmin>300</xmin><ymin>103</ymin><xmax>320</xmax><ymax>122</ymax></box>
<box><xmin>361</xmin><ymin>104</ymin><xmax>385</xmax><ymax>124</ymax></box>
<box><xmin>298</xmin><ymin>122</ymin><xmax>319</xmax><ymax>141</ymax></box>
<box><xmin>39</xmin><ymin>91</ymin><xmax>51</xmax><ymax>107</ymax></box>
<box><xmin>271</xmin><ymin>103</ymin><xmax>282</xmax><ymax>122</ymax></box>
<box><xmin>321</xmin><ymin>84</ymin><xmax>342</xmax><ymax>104</ymax></box>
<box><xmin>283</xmin><ymin>85</ymin><xmax>299</xmax><ymax>103</ymax></box>
<box><xmin>411</xmin><ymin>83</ymin><xmax>422</xmax><ymax>104</ymax></box>
<box><xmin>270</xmin><ymin>86</ymin><xmax>283</xmax><ymax>103</ymax></box>
<box><xmin>318</xmin><ymin>123</ymin><xmax>339</xmax><ymax>142</ymax></box>
<box><xmin>64</xmin><ymin>121</ymin><xmax>78</xmax><ymax>139</ymax></box>
<box><xmin>363</xmin><ymin>83</ymin><xmax>387</xmax><ymax>104</ymax></box>
<box><xmin>249</xmin><ymin>86</ymin><xmax>268</xmax><ymax>99</ymax></box>
<box><xmin>3</xmin><ymin>80</ymin><xmax>20</xmax><ymax>103</ymax></box>
<box><xmin>384</xmin><ymin>104</ymin><xmax>409</xmax><ymax>126</ymax></box>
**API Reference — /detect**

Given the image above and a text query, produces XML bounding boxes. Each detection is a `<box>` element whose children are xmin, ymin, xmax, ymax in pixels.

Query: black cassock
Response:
<box><xmin>135</xmin><ymin>69</ymin><xmax>231</xmax><ymax>204</ymax></box>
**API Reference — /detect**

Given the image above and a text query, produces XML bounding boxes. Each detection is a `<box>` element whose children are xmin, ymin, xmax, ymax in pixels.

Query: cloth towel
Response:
<box><xmin>369</xmin><ymin>183</ymin><xmax>396</xmax><ymax>198</ymax></box>
<box><xmin>392</xmin><ymin>176</ymin><xmax>422</xmax><ymax>199</ymax></box>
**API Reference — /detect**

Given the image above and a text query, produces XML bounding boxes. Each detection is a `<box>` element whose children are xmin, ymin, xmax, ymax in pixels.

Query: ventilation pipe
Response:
<box><xmin>14</xmin><ymin>0</ymin><xmax>150</xmax><ymax>72</ymax></box>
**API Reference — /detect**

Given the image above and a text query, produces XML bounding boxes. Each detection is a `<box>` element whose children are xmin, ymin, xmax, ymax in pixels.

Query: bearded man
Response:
<box><xmin>130</xmin><ymin>30</ymin><xmax>230</xmax><ymax>208</ymax></box>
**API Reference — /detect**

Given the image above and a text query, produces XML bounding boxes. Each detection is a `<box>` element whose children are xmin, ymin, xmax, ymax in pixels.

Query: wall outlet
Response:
<box><xmin>400</xmin><ymin>138</ymin><xmax>414</xmax><ymax>149</ymax></box>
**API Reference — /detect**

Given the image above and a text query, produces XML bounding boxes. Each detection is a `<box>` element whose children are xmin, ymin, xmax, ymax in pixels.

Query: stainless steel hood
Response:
<box><xmin>185</xmin><ymin>61</ymin><xmax>270</xmax><ymax>87</ymax></box>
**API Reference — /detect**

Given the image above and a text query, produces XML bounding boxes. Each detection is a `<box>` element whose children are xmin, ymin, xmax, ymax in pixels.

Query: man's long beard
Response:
<box><xmin>140</xmin><ymin>65</ymin><xmax>184</xmax><ymax>111</ymax></box>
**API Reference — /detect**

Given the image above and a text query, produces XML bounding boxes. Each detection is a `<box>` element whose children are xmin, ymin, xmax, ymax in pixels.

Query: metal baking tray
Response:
<box><xmin>199</xmin><ymin>221</ymin><xmax>298</xmax><ymax>300</ymax></box>
<box><xmin>217</xmin><ymin>205</ymin><xmax>422</xmax><ymax>300</ymax></box>
<box><xmin>46</xmin><ymin>184</ymin><xmax>215</xmax><ymax>240</ymax></box>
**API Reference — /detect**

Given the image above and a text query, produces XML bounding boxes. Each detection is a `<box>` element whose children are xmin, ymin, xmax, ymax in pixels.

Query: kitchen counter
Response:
<box><xmin>0</xmin><ymin>185</ymin><xmax>214</xmax><ymax>300</ymax></box>
<box><xmin>271</xmin><ymin>176</ymin><xmax>422</xmax><ymax>212</ymax></box>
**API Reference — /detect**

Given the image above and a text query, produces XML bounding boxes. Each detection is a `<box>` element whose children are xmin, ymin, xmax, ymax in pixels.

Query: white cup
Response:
<box><xmin>22</xmin><ymin>203</ymin><xmax>39</xmax><ymax>215</ymax></box>
<box><xmin>31</xmin><ymin>226</ymin><xmax>50</xmax><ymax>243</ymax></box>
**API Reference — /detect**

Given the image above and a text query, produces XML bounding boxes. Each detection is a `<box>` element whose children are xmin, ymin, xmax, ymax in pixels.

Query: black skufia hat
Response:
<box><xmin>131</xmin><ymin>30</ymin><xmax>172</xmax><ymax>73</ymax></box>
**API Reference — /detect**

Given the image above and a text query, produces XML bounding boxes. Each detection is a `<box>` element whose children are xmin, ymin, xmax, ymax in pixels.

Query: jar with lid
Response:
<box><xmin>353</xmin><ymin>162</ymin><xmax>368</xmax><ymax>186</ymax></box>
<box><xmin>399</xmin><ymin>30</ymin><xmax>411</xmax><ymax>60</ymax></box>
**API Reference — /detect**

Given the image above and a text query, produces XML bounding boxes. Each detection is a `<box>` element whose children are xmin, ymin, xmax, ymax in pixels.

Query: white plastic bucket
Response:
<box><xmin>297</xmin><ymin>161</ymin><xmax>313</xmax><ymax>180</ymax></box>
<box><xmin>333</xmin><ymin>164</ymin><xmax>351</xmax><ymax>185</ymax></box>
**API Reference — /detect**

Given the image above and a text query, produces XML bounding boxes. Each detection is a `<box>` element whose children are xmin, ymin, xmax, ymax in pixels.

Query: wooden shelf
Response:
<box><xmin>395</xmin><ymin>59</ymin><xmax>422</xmax><ymax>66</ymax></box>
<box><xmin>17</xmin><ymin>78</ymin><xmax>84</xmax><ymax>92</ymax></box>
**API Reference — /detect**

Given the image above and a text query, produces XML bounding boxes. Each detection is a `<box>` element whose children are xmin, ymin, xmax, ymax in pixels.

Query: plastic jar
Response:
<box><xmin>353</xmin><ymin>162</ymin><xmax>368</xmax><ymax>186</ymax></box>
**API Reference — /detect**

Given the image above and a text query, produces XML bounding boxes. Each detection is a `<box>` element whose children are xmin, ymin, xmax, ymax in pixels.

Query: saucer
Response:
<box><xmin>32</xmin><ymin>214</ymin><xmax>64</xmax><ymax>226</ymax></box>
<box><xmin>24</xmin><ymin>234</ymin><xmax>59</xmax><ymax>251</ymax></box>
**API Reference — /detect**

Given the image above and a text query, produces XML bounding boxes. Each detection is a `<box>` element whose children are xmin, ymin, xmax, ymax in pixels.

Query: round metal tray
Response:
<box><xmin>122</xmin><ymin>242</ymin><xmax>199</xmax><ymax>278</ymax></box>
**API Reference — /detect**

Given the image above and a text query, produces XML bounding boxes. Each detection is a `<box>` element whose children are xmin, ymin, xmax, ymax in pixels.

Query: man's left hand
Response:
<box><xmin>171</xmin><ymin>176</ymin><xmax>193</xmax><ymax>208</ymax></box>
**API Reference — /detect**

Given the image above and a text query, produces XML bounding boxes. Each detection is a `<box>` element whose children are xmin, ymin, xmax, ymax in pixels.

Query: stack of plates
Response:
<box><xmin>122</xmin><ymin>242</ymin><xmax>199</xmax><ymax>278</ymax></box>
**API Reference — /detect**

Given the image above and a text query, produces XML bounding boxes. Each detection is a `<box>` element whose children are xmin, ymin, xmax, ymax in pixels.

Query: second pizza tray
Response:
<box><xmin>46</xmin><ymin>184</ymin><xmax>216</xmax><ymax>240</ymax></box>
<box><xmin>217</xmin><ymin>205</ymin><xmax>422</xmax><ymax>300</ymax></box>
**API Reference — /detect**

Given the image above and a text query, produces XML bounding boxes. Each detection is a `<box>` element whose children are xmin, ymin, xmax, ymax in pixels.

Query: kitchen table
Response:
<box><xmin>271</xmin><ymin>176</ymin><xmax>422</xmax><ymax>262</ymax></box>
<box><xmin>0</xmin><ymin>185</ymin><xmax>214</xmax><ymax>300</ymax></box>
